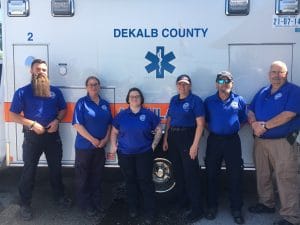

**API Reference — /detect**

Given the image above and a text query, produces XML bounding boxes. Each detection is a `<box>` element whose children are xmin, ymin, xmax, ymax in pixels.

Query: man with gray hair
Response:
<box><xmin>248</xmin><ymin>61</ymin><xmax>300</xmax><ymax>225</ymax></box>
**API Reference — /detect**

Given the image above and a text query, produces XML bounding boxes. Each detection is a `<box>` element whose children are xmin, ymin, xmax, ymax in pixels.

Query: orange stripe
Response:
<box><xmin>4</xmin><ymin>102</ymin><xmax>169</xmax><ymax>123</ymax></box>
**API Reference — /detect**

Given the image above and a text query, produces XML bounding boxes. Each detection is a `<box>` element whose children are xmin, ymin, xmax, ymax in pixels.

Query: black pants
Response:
<box><xmin>75</xmin><ymin>148</ymin><xmax>105</xmax><ymax>209</ymax></box>
<box><xmin>167</xmin><ymin>128</ymin><xmax>203</xmax><ymax>213</ymax></box>
<box><xmin>205</xmin><ymin>133</ymin><xmax>244</xmax><ymax>211</ymax></box>
<box><xmin>19</xmin><ymin>131</ymin><xmax>65</xmax><ymax>206</ymax></box>
<box><xmin>118</xmin><ymin>150</ymin><xmax>155</xmax><ymax>216</ymax></box>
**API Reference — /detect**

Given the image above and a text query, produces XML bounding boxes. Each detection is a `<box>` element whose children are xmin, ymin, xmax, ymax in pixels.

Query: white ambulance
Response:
<box><xmin>0</xmin><ymin>0</ymin><xmax>299</xmax><ymax>192</ymax></box>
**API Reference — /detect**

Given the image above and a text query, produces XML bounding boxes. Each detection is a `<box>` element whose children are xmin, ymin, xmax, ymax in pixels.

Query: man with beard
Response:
<box><xmin>248</xmin><ymin>61</ymin><xmax>300</xmax><ymax>225</ymax></box>
<box><xmin>204</xmin><ymin>71</ymin><xmax>247</xmax><ymax>224</ymax></box>
<box><xmin>9</xmin><ymin>59</ymin><xmax>71</xmax><ymax>221</ymax></box>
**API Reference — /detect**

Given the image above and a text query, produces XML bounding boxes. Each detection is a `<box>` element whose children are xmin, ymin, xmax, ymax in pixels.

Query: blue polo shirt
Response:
<box><xmin>10</xmin><ymin>84</ymin><xmax>66</xmax><ymax>127</ymax></box>
<box><xmin>249</xmin><ymin>82</ymin><xmax>300</xmax><ymax>138</ymax></box>
<box><xmin>167</xmin><ymin>92</ymin><xmax>205</xmax><ymax>127</ymax></box>
<box><xmin>72</xmin><ymin>95</ymin><xmax>112</xmax><ymax>150</ymax></box>
<box><xmin>112</xmin><ymin>107</ymin><xmax>160</xmax><ymax>155</ymax></box>
<box><xmin>204</xmin><ymin>92</ymin><xmax>247</xmax><ymax>135</ymax></box>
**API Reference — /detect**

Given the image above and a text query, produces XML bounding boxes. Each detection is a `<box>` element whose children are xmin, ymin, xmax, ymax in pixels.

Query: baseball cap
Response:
<box><xmin>216</xmin><ymin>71</ymin><xmax>233</xmax><ymax>82</ymax></box>
<box><xmin>176</xmin><ymin>74</ymin><xmax>191</xmax><ymax>84</ymax></box>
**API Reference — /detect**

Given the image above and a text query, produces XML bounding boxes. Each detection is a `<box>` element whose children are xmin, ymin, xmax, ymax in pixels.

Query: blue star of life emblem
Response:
<box><xmin>145</xmin><ymin>46</ymin><xmax>176</xmax><ymax>78</ymax></box>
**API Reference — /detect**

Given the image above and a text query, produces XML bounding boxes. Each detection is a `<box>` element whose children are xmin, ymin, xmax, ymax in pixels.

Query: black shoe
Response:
<box><xmin>144</xmin><ymin>214</ymin><xmax>155</xmax><ymax>225</ymax></box>
<box><xmin>129</xmin><ymin>208</ymin><xmax>138</xmax><ymax>218</ymax></box>
<box><xmin>20</xmin><ymin>205</ymin><xmax>33</xmax><ymax>221</ymax></box>
<box><xmin>185</xmin><ymin>210</ymin><xmax>203</xmax><ymax>223</ymax></box>
<box><xmin>205</xmin><ymin>208</ymin><xmax>217</xmax><ymax>220</ymax></box>
<box><xmin>248</xmin><ymin>203</ymin><xmax>275</xmax><ymax>214</ymax></box>
<box><xmin>273</xmin><ymin>219</ymin><xmax>294</xmax><ymax>225</ymax></box>
<box><xmin>55</xmin><ymin>196</ymin><xmax>72</xmax><ymax>210</ymax></box>
<box><xmin>86</xmin><ymin>206</ymin><xmax>97</xmax><ymax>218</ymax></box>
<box><xmin>232</xmin><ymin>210</ymin><xmax>245</xmax><ymax>224</ymax></box>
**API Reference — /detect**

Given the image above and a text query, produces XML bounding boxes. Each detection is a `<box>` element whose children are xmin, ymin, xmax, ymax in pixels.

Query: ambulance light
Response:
<box><xmin>225</xmin><ymin>0</ymin><xmax>250</xmax><ymax>16</ymax></box>
<box><xmin>7</xmin><ymin>0</ymin><xmax>29</xmax><ymax>17</ymax></box>
<box><xmin>51</xmin><ymin>0</ymin><xmax>74</xmax><ymax>17</ymax></box>
<box><xmin>275</xmin><ymin>0</ymin><xmax>299</xmax><ymax>15</ymax></box>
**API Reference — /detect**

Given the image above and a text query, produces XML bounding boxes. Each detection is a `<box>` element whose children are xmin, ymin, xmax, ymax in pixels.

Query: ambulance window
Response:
<box><xmin>7</xmin><ymin>0</ymin><xmax>29</xmax><ymax>17</ymax></box>
<box><xmin>275</xmin><ymin>0</ymin><xmax>299</xmax><ymax>15</ymax></box>
<box><xmin>51</xmin><ymin>0</ymin><xmax>74</xmax><ymax>17</ymax></box>
<box><xmin>225</xmin><ymin>0</ymin><xmax>250</xmax><ymax>16</ymax></box>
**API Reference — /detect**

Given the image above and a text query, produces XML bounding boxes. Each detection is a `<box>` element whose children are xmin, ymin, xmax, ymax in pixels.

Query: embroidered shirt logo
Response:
<box><xmin>140</xmin><ymin>114</ymin><xmax>146</xmax><ymax>121</ymax></box>
<box><xmin>231</xmin><ymin>101</ymin><xmax>239</xmax><ymax>109</ymax></box>
<box><xmin>183</xmin><ymin>102</ymin><xmax>190</xmax><ymax>112</ymax></box>
<box><xmin>274</xmin><ymin>93</ymin><xmax>282</xmax><ymax>100</ymax></box>
<box><xmin>101</xmin><ymin>105</ymin><xmax>108</xmax><ymax>111</ymax></box>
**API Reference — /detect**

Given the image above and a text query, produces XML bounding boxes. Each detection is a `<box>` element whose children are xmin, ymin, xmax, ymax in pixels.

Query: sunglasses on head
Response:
<box><xmin>217</xmin><ymin>79</ymin><xmax>231</xmax><ymax>84</ymax></box>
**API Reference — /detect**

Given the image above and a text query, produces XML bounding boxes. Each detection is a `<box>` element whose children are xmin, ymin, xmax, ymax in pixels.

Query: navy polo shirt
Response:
<box><xmin>72</xmin><ymin>95</ymin><xmax>112</xmax><ymax>150</ymax></box>
<box><xmin>167</xmin><ymin>92</ymin><xmax>205</xmax><ymax>127</ymax></box>
<box><xmin>112</xmin><ymin>107</ymin><xmax>160</xmax><ymax>155</ymax></box>
<box><xmin>10</xmin><ymin>84</ymin><xmax>66</xmax><ymax>127</ymax></box>
<box><xmin>249</xmin><ymin>82</ymin><xmax>300</xmax><ymax>138</ymax></box>
<box><xmin>204</xmin><ymin>92</ymin><xmax>247</xmax><ymax>135</ymax></box>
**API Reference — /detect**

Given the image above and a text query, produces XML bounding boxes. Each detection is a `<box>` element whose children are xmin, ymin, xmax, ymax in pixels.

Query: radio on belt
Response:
<box><xmin>51</xmin><ymin>0</ymin><xmax>74</xmax><ymax>17</ymax></box>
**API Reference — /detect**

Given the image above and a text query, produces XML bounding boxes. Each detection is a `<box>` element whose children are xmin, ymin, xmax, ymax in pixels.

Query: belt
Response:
<box><xmin>210</xmin><ymin>132</ymin><xmax>238</xmax><ymax>139</ymax></box>
<box><xmin>169</xmin><ymin>127</ymin><xmax>195</xmax><ymax>132</ymax></box>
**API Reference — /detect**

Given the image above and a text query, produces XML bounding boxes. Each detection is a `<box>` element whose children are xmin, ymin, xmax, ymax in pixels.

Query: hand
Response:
<box><xmin>251</xmin><ymin>121</ymin><xmax>267</xmax><ymax>137</ymax></box>
<box><xmin>45</xmin><ymin>119</ymin><xmax>59</xmax><ymax>133</ymax></box>
<box><xmin>90</xmin><ymin>137</ymin><xmax>101</xmax><ymax>148</ymax></box>
<box><xmin>97</xmin><ymin>138</ymin><xmax>108</xmax><ymax>148</ymax></box>
<box><xmin>189</xmin><ymin>144</ymin><xmax>199</xmax><ymax>160</ymax></box>
<box><xmin>32</xmin><ymin>122</ymin><xmax>46</xmax><ymax>135</ymax></box>
<box><xmin>162</xmin><ymin>139</ymin><xmax>168</xmax><ymax>151</ymax></box>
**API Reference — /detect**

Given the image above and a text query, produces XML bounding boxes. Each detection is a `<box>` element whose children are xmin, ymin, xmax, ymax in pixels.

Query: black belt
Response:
<box><xmin>210</xmin><ymin>132</ymin><xmax>238</xmax><ymax>139</ymax></box>
<box><xmin>169</xmin><ymin>127</ymin><xmax>195</xmax><ymax>132</ymax></box>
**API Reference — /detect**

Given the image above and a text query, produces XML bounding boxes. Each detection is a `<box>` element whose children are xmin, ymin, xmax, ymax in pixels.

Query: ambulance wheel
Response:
<box><xmin>153</xmin><ymin>158</ymin><xmax>175</xmax><ymax>194</ymax></box>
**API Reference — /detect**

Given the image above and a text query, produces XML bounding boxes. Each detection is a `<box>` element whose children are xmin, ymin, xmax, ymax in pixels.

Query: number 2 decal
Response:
<box><xmin>27</xmin><ymin>32</ymin><xmax>33</xmax><ymax>41</ymax></box>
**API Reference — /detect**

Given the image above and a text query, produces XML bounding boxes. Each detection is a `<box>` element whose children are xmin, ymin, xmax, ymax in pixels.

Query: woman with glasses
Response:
<box><xmin>204</xmin><ymin>71</ymin><xmax>247</xmax><ymax>224</ymax></box>
<box><xmin>72</xmin><ymin>76</ymin><xmax>112</xmax><ymax>217</ymax></box>
<box><xmin>110</xmin><ymin>87</ymin><xmax>162</xmax><ymax>225</ymax></box>
<box><xmin>162</xmin><ymin>74</ymin><xmax>205</xmax><ymax>223</ymax></box>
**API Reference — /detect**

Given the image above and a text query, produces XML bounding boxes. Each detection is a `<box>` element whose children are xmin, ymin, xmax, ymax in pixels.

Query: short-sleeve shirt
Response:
<box><xmin>72</xmin><ymin>95</ymin><xmax>112</xmax><ymax>150</ymax></box>
<box><xmin>204</xmin><ymin>92</ymin><xmax>247</xmax><ymax>135</ymax></box>
<box><xmin>10</xmin><ymin>84</ymin><xmax>66</xmax><ymax>127</ymax></box>
<box><xmin>249</xmin><ymin>82</ymin><xmax>300</xmax><ymax>138</ymax></box>
<box><xmin>167</xmin><ymin>92</ymin><xmax>205</xmax><ymax>127</ymax></box>
<box><xmin>112</xmin><ymin>107</ymin><xmax>160</xmax><ymax>155</ymax></box>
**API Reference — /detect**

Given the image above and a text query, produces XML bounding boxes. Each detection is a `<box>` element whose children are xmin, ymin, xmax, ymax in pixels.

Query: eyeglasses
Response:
<box><xmin>129</xmin><ymin>95</ymin><xmax>141</xmax><ymax>99</ymax></box>
<box><xmin>87</xmin><ymin>83</ymin><xmax>99</xmax><ymax>87</ymax></box>
<box><xmin>217</xmin><ymin>79</ymin><xmax>231</xmax><ymax>84</ymax></box>
<box><xmin>270</xmin><ymin>70</ymin><xmax>286</xmax><ymax>75</ymax></box>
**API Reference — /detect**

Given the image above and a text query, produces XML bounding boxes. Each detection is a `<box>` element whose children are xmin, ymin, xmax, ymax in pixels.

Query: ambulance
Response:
<box><xmin>0</xmin><ymin>0</ymin><xmax>299</xmax><ymax>193</ymax></box>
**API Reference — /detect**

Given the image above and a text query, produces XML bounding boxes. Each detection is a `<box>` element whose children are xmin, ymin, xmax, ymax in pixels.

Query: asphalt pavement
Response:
<box><xmin>0</xmin><ymin>167</ymin><xmax>282</xmax><ymax>225</ymax></box>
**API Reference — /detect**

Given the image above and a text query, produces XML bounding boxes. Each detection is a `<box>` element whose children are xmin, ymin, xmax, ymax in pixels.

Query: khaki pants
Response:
<box><xmin>254</xmin><ymin>137</ymin><xmax>300</xmax><ymax>224</ymax></box>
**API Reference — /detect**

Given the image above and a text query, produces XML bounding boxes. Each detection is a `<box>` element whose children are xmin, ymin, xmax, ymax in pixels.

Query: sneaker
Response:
<box><xmin>205</xmin><ymin>208</ymin><xmax>217</xmax><ymax>220</ymax></box>
<box><xmin>248</xmin><ymin>203</ymin><xmax>275</xmax><ymax>214</ymax></box>
<box><xmin>273</xmin><ymin>219</ymin><xmax>295</xmax><ymax>225</ymax></box>
<box><xmin>185</xmin><ymin>210</ymin><xmax>203</xmax><ymax>223</ymax></box>
<box><xmin>20</xmin><ymin>205</ymin><xmax>33</xmax><ymax>221</ymax></box>
<box><xmin>232</xmin><ymin>210</ymin><xmax>245</xmax><ymax>225</ymax></box>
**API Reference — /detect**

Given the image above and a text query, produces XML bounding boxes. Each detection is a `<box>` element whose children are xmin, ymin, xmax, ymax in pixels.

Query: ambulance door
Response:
<box><xmin>13</xmin><ymin>44</ymin><xmax>49</xmax><ymax>164</ymax></box>
<box><xmin>229</xmin><ymin>43</ymin><xmax>293</xmax><ymax>168</ymax></box>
